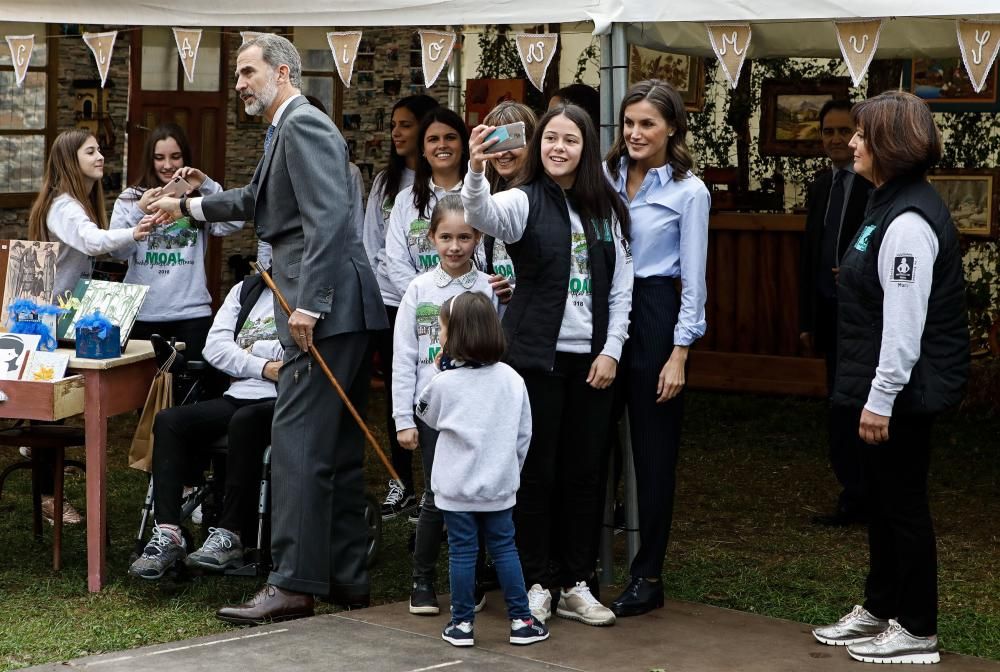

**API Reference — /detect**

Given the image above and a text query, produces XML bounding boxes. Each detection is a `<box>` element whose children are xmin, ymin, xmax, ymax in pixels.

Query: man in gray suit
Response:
<box><xmin>152</xmin><ymin>33</ymin><xmax>387</xmax><ymax>623</ymax></box>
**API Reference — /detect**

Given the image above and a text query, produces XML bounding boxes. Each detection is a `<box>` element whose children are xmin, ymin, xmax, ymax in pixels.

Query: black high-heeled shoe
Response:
<box><xmin>610</xmin><ymin>576</ymin><xmax>665</xmax><ymax>617</ymax></box>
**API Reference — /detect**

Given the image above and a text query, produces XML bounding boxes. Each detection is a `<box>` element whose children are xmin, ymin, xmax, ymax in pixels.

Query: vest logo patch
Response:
<box><xmin>854</xmin><ymin>224</ymin><xmax>877</xmax><ymax>252</ymax></box>
<box><xmin>893</xmin><ymin>255</ymin><xmax>915</xmax><ymax>282</ymax></box>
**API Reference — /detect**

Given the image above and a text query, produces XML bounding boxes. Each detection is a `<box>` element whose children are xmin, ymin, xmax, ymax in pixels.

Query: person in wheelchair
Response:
<box><xmin>129</xmin><ymin>270</ymin><xmax>281</xmax><ymax>580</ymax></box>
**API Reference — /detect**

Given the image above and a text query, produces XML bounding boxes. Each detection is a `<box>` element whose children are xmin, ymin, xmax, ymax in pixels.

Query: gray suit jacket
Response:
<box><xmin>201</xmin><ymin>96</ymin><xmax>387</xmax><ymax>345</ymax></box>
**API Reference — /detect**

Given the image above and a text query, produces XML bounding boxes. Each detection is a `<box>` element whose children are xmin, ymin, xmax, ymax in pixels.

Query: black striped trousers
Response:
<box><xmin>623</xmin><ymin>276</ymin><xmax>684</xmax><ymax>580</ymax></box>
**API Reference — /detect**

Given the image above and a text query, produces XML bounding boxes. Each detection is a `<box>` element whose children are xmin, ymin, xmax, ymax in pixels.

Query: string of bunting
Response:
<box><xmin>5</xmin><ymin>22</ymin><xmax>1000</xmax><ymax>95</ymax></box>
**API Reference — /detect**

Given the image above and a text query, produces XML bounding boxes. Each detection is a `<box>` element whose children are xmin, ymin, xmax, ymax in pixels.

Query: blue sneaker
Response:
<box><xmin>442</xmin><ymin>621</ymin><xmax>474</xmax><ymax>647</ymax></box>
<box><xmin>510</xmin><ymin>617</ymin><xmax>550</xmax><ymax>645</ymax></box>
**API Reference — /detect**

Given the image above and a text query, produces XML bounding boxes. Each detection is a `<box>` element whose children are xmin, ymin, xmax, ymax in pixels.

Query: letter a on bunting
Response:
<box><xmin>173</xmin><ymin>28</ymin><xmax>203</xmax><ymax>83</ymax></box>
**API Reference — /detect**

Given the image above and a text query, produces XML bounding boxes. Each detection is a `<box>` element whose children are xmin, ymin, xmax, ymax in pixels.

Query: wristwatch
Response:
<box><xmin>179</xmin><ymin>195</ymin><xmax>191</xmax><ymax>218</ymax></box>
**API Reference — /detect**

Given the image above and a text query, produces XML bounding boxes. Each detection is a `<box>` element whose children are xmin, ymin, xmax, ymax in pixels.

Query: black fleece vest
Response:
<box><xmin>501</xmin><ymin>177</ymin><xmax>616</xmax><ymax>372</ymax></box>
<box><xmin>833</xmin><ymin>178</ymin><xmax>969</xmax><ymax>413</ymax></box>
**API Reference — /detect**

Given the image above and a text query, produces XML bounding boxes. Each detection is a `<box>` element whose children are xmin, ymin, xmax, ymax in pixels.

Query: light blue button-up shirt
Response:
<box><xmin>607</xmin><ymin>161</ymin><xmax>710</xmax><ymax>346</ymax></box>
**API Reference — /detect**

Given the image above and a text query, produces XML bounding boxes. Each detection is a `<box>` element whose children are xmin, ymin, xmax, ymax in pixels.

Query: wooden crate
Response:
<box><xmin>0</xmin><ymin>375</ymin><xmax>86</xmax><ymax>421</ymax></box>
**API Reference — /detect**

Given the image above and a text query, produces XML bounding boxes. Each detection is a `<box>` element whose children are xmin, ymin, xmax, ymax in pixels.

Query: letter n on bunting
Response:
<box><xmin>957</xmin><ymin>20</ymin><xmax>1000</xmax><ymax>93</ymax></box>
<box><xmin>706</xmin><ymin>24</ymin><xmax>751</xmax><ymax>89</ymax></box>
<box><xmin>515</xmin><ymin>33</ymin><xmax>558</xmax><ymax>92</ymax></box>
<box><xmin>834</xmin><ymin>19</ymin><xmax>884</xmax><ymax>87</ymax></box>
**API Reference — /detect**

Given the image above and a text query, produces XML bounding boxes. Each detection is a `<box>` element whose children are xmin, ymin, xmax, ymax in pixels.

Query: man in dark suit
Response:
<box><xmin>799</xmin><ymin>99</ymin><xmax>873</xmax><ymax>527</ymax></box>
<box><xmin>153</xmin><ymin>33</ymin><xmax>387</xmax><ymax>622</ymax></box>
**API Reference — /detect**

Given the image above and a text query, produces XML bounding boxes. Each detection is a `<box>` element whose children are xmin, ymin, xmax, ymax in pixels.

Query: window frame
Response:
<box><xmin>0</xmin><ymin>24</ymin><xmax>59</xmax><ymax>208</ymax></box>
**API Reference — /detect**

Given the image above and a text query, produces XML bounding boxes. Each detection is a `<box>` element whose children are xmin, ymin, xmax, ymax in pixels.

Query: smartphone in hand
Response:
<box><xmin>484</xmin><ymin>121</ymin><xmax>527</xmax><ymax>153</ymax></box>
<box><xmin>161</xmin><ymin>175</ymin><xmax>194</xmax><ymax>199</ymax></box>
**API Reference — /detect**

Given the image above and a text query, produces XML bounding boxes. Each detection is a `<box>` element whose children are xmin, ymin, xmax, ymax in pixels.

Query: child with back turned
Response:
<box><xmin>415</xmin><ymin>291</ymin><xmax>548</xmax><ymax>648</ymax></box>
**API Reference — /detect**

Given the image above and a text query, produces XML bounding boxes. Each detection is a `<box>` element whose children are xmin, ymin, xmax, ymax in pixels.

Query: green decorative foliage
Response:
<box><xmin>475</xmin><ymin>25</ymin><xmax>526</xmax><ymax>80</ymax></box>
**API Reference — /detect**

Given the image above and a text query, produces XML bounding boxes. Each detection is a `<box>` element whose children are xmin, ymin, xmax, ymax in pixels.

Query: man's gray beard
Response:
<box><xmin>244</xmin><ymin>77</ymin><xmax>277</xmax><ymax>117</ymax></box>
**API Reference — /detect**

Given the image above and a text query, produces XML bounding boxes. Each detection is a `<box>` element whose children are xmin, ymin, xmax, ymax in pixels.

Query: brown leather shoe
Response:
<box><xmin>41</xmin><ymin>495</ymin><xmax>84</xmax><ymax>525</ymax></box>
<box><xmin>216</xmin><ymin>585</ymin><xmax>315</xmax><ymax>625</ymax></box>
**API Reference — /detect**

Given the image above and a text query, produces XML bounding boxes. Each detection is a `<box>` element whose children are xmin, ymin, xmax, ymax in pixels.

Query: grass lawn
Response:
<box><xmin>1</xmin><ymin>390</ymin><xmax>997</xmax><ymax>669</ymax></box>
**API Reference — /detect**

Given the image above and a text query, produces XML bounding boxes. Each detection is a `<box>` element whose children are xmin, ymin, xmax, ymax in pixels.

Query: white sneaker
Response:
<box><xmin>557</xmin><ymin>581</ymin><xmax>616</xmax><ymax>626</ymax></box>
<box><xmin>527</xmin><ymin>584</ymin><xmax>552</xmax><ymax>623</ymax></box>
<box><xmin>191</xmin><ymin>504</ymin><xmax>203</xmax><ymax>525</ymax></box>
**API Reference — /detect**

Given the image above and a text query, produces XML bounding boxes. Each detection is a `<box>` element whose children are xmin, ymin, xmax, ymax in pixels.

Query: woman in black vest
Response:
<box><xmin>811</xmin><ymin>91</ymin><xmax>969</xmax><ymax>665</ymax></box>
<box><xmin>463</xmin><ymin>105</ymin><xmax>633</xmax><ymax>628</ymax></box>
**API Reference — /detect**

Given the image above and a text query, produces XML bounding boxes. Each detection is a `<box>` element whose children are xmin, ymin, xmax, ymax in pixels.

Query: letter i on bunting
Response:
<box><xmin>418</xmin><ymin>30</ymin><xmax>456</xmax><ymax>87</ymax></box>
<box><xmin>83</xmin><ymin>31</ymin><xmax>117</xmax><ymax>87</ymax></box>
<box><xmin>173</xmin><ymin>28</ymin><xmax>203</xmax><ymax>83</ymax></box>
<box><xmin>957</xmin><ymin>20</ymin><xmax>1000</xmax><ymax>93</ymax></box>
<box><xmin>515</xmin><ymin>33</ymin><xmax>558</xmax><ymax>92</ymax></box>
<box><xmin>327</xmin><ymin>31</ymin><xmax>363</xmax><ymax>88</ymax></box>
<box><xmin>834</xmin><ymin>19</ymin><xmax>884</xmax><ymax>87</ymax></box>
<box><xmin>706</xmin><ymin>24</ymin><xmax>751</xmax><ymax>89</ymax></box>
<box><xmin>5</xmin><ymin>35</ymin><xmax>34</xmax><ymax>87</ymax></box>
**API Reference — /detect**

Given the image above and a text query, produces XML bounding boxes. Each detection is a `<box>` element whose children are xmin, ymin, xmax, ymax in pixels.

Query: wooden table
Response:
<box><xmin>0</xmin><ymin>341</ymin><xmax>158</xmax><ymax>592</ymax></box>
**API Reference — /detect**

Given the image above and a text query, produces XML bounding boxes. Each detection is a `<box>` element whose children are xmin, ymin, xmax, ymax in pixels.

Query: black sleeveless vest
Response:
<box><xmin>833</xmin><ymin>177</ymin><xmax>969</xmax><ymax>413</ymax></box>
<box><xmin>501</xmin><ymin>177</ymin><xmax>616</xmax><ymax>372</ymax></box>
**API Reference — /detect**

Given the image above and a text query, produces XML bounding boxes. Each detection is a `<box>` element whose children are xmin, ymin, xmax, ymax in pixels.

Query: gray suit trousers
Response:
<box><xmin>267</xmin><ymin>331</ymin><xmax>371</xmax><ymax>598</ymax></box>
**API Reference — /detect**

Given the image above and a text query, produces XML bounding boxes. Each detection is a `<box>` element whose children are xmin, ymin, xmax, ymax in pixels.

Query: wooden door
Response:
<box><xmin>126</xmin><ymin>28</ymin><xmax>229</xmax><ymax>307</ymax></box>
<box><xmin>687</xmin><ymin>212</ymin><xmax>827</xmax><ymax>397</ymax></box>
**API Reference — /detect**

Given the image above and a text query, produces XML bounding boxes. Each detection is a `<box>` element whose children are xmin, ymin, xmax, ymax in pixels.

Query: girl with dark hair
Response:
<box><xmin>603</xmin><ymin>79</ymin><xmax>710</xmax><ymax>617</ymax></box>
<box><xmin>26</xmin><ymin>129</ymin><xmax>152</xmax><ymax>526</ymax></box>
<box><xmin>362</xmin><ymin>94</ymin><xmax>440</xmax><ymax>519</ymax></box>
<box><xmin>463</xmin><ymin>104</ymin><xmax>633</xmax><ymax>629</ymax></box>
<box><xmin>110</xmin><ymin>123</ymin><xmax>244</xmax><ymax>362</ymax></box>
<box><xmin>392</xmin><ymin>194</ymin><xmax>498</xmax><ymax>616</ymax></box>
<box><xmin>416</xmin><ymin>292</ymin><xmax>547</xmax><ymax>648</ymax></box>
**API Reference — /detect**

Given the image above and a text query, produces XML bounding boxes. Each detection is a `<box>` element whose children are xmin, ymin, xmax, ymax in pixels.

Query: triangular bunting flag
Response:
<box><xmin>5</xmin><ymin>35</ymin><xmax>34</xmax><ymax>88</ymax></box>
<box><xmin>514</xmin><ymin>33</ymin><xmax>558</xmax><ymax>92</ymax></box>
<box><xmin>173</xmin><ymin>28</ymin><xmax>203</xmax><ymax>84</ymax></box>
<box><xmin>82</xmin><ymin>31</ymin><xmax>117</xmax><ymax>88</ymax></box>
<box><xmin>706</xmin><ymin>23</ymin><xmax>751</xmax><ymax>89</ymax></box>
<box><xmin>418</xmin><ymin>30</ymin><xmax>456</xmax><ymax>88</ymax></box>
<box><xmin>241</xmin><ymin>31</ymin><xmax>263</xmax><ymax>46</ymax></box>
<box><xmin>834</xmin><ymin>19</ymin><xmax>884</xmax><ymax>87</ymax></box>
<box><xmin>956</xmin><ymin>20</ymin><xmax>1000</xmax><ymax>93</ymax></box>
<box><xmin>327</xmin><ymin>31</ymin><xmax>363</xmax><ymax>88</ymax></box>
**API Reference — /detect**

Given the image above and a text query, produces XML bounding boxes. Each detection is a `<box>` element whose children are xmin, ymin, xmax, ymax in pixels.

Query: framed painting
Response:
<box><xmin>928</xmin><ymin>169</ymin><xmax>999</xmax><ymax>238</ymax></box>
<box><xmin>627</xmin><ymin>45</ymin><xmax>705</xmax><ymax>112</ymax></box>
<box><xmin>906</xmin><ymin>58</ymin><xmax>1000</xmax><ymax>112</ymax></box>
<box><xmin>759</xmin><ymin>79</ymin><xmax>851</xmax><ymax>157</ymax></box>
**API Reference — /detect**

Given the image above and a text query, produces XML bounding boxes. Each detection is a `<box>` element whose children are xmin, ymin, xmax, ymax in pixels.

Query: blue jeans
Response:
<box><xmin>442</xmin><ymin>508</ymin><xmax>531</xmax><ymax>624</ymax></box>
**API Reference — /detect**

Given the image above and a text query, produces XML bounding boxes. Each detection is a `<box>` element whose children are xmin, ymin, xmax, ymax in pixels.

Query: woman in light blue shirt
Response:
<box><xmin>603</xmin><ymin>79</ymin><xmax>710</xmax><ymax>617</ymax></box>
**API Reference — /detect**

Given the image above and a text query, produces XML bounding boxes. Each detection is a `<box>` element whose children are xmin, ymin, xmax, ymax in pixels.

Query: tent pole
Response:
<box><xmin>599</xmin><ymin>31</ymin><xmax>614</xmax><ymax>154</ymax></box>
<box><xmin>448</xmin><ymin>26</ymin><xmax>463</xmax><ymax>114</ymax></box>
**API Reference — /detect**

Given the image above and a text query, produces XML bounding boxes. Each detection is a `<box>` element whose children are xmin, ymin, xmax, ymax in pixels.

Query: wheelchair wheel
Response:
<box><xmin>364</xmin><ymin>492</ymin><xmax>382</xmax><ymax>568</ymax></box>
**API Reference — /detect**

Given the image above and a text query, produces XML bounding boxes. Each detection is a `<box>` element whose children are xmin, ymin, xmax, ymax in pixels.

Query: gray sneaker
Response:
<box><xmin>847</xmin><ymin>620</ymin><xmax>940</xmax><ymax>664</ymax></box>
<box><xmin>813</xmin><ymin>605</ymin><xmax>891</xmax><ymax>646</ymax></box>
<box><xmin>129</xmin><ymin>525</ymin><xmax>186</xmax><ymax>580</ymax></box>
<box><xmin>186</xmin><ymin>527</ymin><xmax>244</xmax><ymax>571</ymax></box>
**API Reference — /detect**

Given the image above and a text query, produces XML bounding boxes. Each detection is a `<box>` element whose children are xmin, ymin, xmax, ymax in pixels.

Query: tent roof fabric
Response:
<box><xmin>4</xmin><ymin>1</ymin><xmax>999</xmax><ymax>28</ymax></box>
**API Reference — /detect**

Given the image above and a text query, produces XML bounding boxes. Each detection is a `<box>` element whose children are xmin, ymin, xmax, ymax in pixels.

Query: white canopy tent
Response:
<box><xmin>4</xmin><ymin>1</ymin><xmax>1000</xmax><ymax>32</ymax></box>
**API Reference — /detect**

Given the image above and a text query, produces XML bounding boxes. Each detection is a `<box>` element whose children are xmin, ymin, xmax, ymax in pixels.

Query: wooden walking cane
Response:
<box><xmin>253</xmin><ymin>262</ymin><xmax>404</xmax><ymax>490</ymax></box>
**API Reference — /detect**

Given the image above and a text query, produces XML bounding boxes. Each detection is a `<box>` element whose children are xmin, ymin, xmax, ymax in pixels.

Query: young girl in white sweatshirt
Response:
<box><xmin>28</xmin><ymin>129</ymin><xmax>152</xmax><ymax>300</ymax></box>
<box><xmin>416</xmin><ymin>291</ymin><xmax>547</xmax><ymax>648</ymax></box>
<box><xmin>393</xmin><ymin>194</ymin><xmax>497</xmax><ymax>616</ymax></box>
